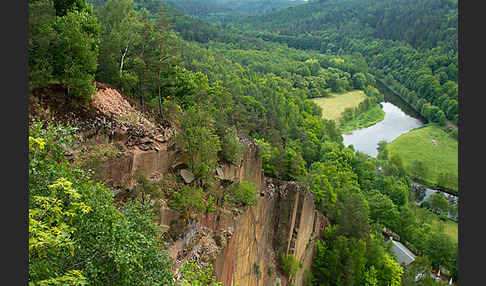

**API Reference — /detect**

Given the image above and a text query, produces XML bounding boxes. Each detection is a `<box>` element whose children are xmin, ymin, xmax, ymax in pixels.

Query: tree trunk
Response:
<box><xmin>120</xmin><ymin>42</ymin><xmax>130</xmax><ymax>74</ymax></box>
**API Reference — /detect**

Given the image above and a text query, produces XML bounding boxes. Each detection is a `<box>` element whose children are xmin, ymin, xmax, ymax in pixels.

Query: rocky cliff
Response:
<box><xmin>29</xmin><ymin>85</ymin><xmax>330</xmax><ymax>286</ymax></box>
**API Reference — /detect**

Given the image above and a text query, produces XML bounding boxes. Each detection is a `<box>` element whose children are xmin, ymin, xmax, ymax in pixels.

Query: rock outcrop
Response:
<box><xmin>212</xmin><ymin>178</ymin><xmax>328</xmax><ymax>286</ymax></box>
<box><xmin>30</xmin><ymin>85</ymin><xmax>330</xmax><ymax>286</ymax></box>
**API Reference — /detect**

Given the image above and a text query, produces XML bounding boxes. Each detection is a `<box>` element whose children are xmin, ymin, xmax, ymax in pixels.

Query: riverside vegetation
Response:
<box><xmin>28</xmin><ymin>0</ymin><xmax>458</xmax><ymax>285</ymax></box>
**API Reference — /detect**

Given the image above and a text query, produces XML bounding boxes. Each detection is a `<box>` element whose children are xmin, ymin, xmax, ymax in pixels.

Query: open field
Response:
<box><xmin>310</xmin><ymin>90</ymin><xmax>366</xmax><ymax>121</ymax></box>
<box><xmin>386</xmin><ymin>124</ymin><xmax>458</xmax><ymax>191</ymax></box>
<box><xmin>339</xmin><ymin>103</ymin><xmax>385</xmax><ymax>133</ymax></box>
<box><xmin>431</xmin><ymin>218</ymin><xmax>458</xmax><ymax>244</ymax></box>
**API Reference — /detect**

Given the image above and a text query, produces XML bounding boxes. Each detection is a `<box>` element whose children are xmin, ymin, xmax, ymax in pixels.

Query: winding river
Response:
<box><xmin>340</xmin><ymin>80</ymin><xmax>458</xmax><ymax>213</ymax></box>
<box><xmin>342</xmin><ymin>80</ymin><xmax>426</xmax><ymax>158</ymax></box>
<box><xmin>342</xmin><ymin>102</ymin><xmax>424</xmax><ymax>157</ymax></box>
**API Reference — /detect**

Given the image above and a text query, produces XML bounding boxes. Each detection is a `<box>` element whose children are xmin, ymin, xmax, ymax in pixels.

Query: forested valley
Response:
<box><xmin>28</xmin><ymin>0</ymin><xmax>458</xmax><ymax>285</ymax></box>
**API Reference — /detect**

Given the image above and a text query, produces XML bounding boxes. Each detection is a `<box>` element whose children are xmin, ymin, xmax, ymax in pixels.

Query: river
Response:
<box><xmin>340</xmin><ymin>80</ymin><xmax>458</xmax><ymax>215</ymax></box>
<box><xmin>342</xmin><ymin>79</ymin><xmax>426</xmax><ymax>157</ymax></box>
<box><xmin>342</xmin><ymin>102</ymin><xmax>424</xmax><ymax>157</ymax></box>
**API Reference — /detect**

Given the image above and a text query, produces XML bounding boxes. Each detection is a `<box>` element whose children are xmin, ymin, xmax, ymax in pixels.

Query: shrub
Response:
<box><xmin>132</xmin><ymin>169</ymin><xmax>162</xmax><ymax>205</ymax></box>
<box><xmin>179</xmin><ymin>259</ymin><xmax>222</xmax><ymax>286</ymax></box>
<box><xmin>220</xmin><ymin>126</ymin><xmax>244</xmax><ymax>165</ymax></box>
<box><xmin>225</xmin><ymin>181</ymin><xmax>259</xmax><ymax>207</ymax></box>
<box><xmin>280</xmin><ymin>253</ymin><xmax>301</xmax><ymax>279</ymax></box>
<box><xmin>168</xmin><ymin>185</ymin><xmax>206</xmax><ymax>219</ymax></box>
<box><xmin>28</xmin><ymin>121</ymin><xmax>175</xmax><ymax>285</ymax></box>
<box><xmin>267</xmin><ymin>266</ymin><xmax>274</xmax><ymax>277</ymax></box>
<box><xmin>253</xmin><ymin>263</ymin><xmax>261</xmax><ymax>276</ymax></box>
<box><xmin>175</xmin><ymin>107</ymin><xmax>221</xmax><ymax>186</ymax></box>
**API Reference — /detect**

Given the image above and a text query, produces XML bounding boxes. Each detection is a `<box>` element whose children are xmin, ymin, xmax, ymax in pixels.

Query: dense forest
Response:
<box><xmin>158</xmin><ymin>0</ymin><xmax>458</xmax><ymax>126</ymax></box>
<box><xmin>28</xmin><ymin>0</ymin><xmax>458</xmax><ymax>285</ymax></box>
<box><xmin>234</xmin><ymin>0</ymin><xmax>459</xmax><ymax>125</ymax></box>
<box><xmin>163</xmin><ymin>0</ymin><xmax>308</xmax><ymax>21</ymax></box>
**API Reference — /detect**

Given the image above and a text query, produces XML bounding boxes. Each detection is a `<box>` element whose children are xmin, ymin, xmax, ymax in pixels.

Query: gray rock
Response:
<box><xmin>180</xmin><ymin>169</ymin><xmax>195</xmax><ymax>184</ymax></box>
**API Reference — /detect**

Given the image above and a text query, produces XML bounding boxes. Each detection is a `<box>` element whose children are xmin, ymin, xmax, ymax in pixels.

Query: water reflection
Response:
<box><xmin>342</xmin><ymin>102</ymin><xmax>424</xmax><ymax>157</ymax></box>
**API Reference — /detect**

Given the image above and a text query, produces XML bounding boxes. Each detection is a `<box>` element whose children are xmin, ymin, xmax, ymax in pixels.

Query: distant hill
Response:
<box><xmin>240</xmin><ymin>0</ymin><xmax>457</xmax><ymax>51</ymax></box>
<box><xmin>164</xmin><ymin>0</ymin><xmax>308</xmax><ymax>21</ymax></box>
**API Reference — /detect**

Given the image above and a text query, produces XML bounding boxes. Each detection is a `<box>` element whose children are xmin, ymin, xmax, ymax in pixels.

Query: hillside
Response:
<box><xmin>28</xmin><ymin>0</ymin><xmax>458</xmax><ymax>285</ymax></box>
<box><xmin>164</xmin><ymin>0</ymin><xmax>308</xmax><ymax>20</ymax></box>
<box><xmin>239</xmin><ymin>0</ymin><xmax>457</xmax><ymax>51</ymax></box>
<box><xmin>232</xmin><ymin>0</ymin><xmax>458</xmax><ymax>126</ymax></box>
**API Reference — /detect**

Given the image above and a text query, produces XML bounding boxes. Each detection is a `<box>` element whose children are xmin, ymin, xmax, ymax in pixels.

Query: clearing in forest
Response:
<box><xmin>310</xmin><ymin>90</ymin><xmax>367</xmax><ymax>121</ymax></box>
<box><xmin>386</xmin><ymin>124</ymin><xmax>458</xmax><ymax>191</ymax></box>
<box><xmin>431</xmin><ymin>218</ymin><xmax>458</xmax><ymax>243</ymax></box>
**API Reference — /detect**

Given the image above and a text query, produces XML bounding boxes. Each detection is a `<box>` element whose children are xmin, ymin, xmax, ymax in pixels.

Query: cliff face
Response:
<box><xmin>30</xmin><ymin>86</ymin><xmax>329</xmax><ymax>285</ymax></box>
<box><xmin>93</xmin><ymin>129</ymin><xmax>328</xmax><ymax>286</ymax></box>
<box><xmin>213</xmin><ymin>178</ymin><xmax>328</xmax><ymax>286</ymax></box>
<box><xmin>84</xmin><ymin>127</ymin><xmax>328</xmax><ymax>286</ymax></box>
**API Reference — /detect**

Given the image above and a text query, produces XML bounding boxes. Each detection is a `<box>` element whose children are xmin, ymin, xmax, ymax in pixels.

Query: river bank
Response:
<box><xmin>342</xmin><ymin>102</ymin><xmax>423</xmax><ymax>157</ymax></box>
<box><xmin>339</xmin><ymin>103</ymin><xmax>385</xmax><ymax>133</ymax></box>
<box><xmin>386</xmin><ymin>124</ymin><xmax>458</xmax><ymax>192</ymax></box>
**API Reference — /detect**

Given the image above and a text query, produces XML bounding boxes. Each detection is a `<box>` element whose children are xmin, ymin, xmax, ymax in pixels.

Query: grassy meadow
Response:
<box><xmin>386</xmin><ymin>124</ymin><xmax>458</xmax><ymax>191</ymax></box>
<box><xmin>310</xmin><ymin>90</ymin><xmax>367</xmax><ymax>121</ymax></box>
<box><xmin>431</xmin><ymin>218</ymin><xmax>458</xmax><ymax>243</ymax></box>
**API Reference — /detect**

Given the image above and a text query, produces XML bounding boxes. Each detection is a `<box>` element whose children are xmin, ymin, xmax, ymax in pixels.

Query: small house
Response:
<box><xmin>388</xmin><ymin>237</ymin><xmax>416</xmax><ymax>266</ymax></box>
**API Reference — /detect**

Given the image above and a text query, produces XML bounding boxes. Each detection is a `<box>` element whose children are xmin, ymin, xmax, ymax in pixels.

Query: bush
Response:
<box><xmin>267</xmin><ymin>266</ymin><xmax>274</xmax><ymax>277</ymax></box>
<box><xmin>133</xmin><ymin>169</ymin><xmax>162</xmax><ymax>205</ymax></box>
<box><xmin>175</xmin><ymin>107</ymin><xmax>221</xmax><ymax>186</ymax></box>
<box><xmin>220</xmin><ymin>126</ymin><xmax>244</xmax><ymax>165</ymax></box>
<box><xmin>180</xmin><ymin>260</ymin><xmax>222</xmax><ymax>286</ymax></box>
<box><xmin>28</xmin><ymin>121</ymin><xmax>175</xmax><ymax>285</ymax></box>
<box><xmin>280</xmin><ymin>253</ymin><xmax>301</xmax><ymax>279</ymax></box>
<box><xmin>225</xmin><ymin>181</ymin><xmax>259</xmax><ymax>207</ymax></box>
<box><xmin>168</xmin><ymin>185</ymin><xmax>206</xmax><ymax>219</ymax></box>
<box><xmin>253</xmin><ymin>263</ymin><xmax>261</xmax><ymax>276</ymax></box>
<box><xmin>225</xmin><ymin>181</ymin><xmax>258</xmax><ymax>206</ymax></box>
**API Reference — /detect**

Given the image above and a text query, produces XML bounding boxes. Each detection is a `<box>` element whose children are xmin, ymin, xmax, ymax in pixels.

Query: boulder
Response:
<box><xmin>180</xmin><ymin>169</ymin><xmax>195</xmax><ymax>184</ymax></box>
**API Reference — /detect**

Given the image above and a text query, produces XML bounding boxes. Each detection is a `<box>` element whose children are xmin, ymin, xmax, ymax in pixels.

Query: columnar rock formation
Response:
<box><xmin>30</xmin><ymin>87</ymin><xmax>329</xmax><ymax>285</ymax></box>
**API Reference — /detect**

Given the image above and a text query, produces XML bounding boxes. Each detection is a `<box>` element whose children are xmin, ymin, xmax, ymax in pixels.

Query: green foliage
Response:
<box><xmin>280</xmin><ymin>253</ymin><xmax>301</xmax><ymax>279</ymax></box>
<box><xmin>378</xmin><ymin>254</ymin><xmax>403</xmax><ymax>286</ymax></box>
<box><xmin>229</xmin><ymin>0</ymin><xmax>457</xmax><ymax>122</ymax></box>
<box><xmin>132</xmin><ymin>169</ymin><xmax>162</xmax><ymax>205</ymax></box>
<box><xmin>363</xmin><ymin>266</ymin><xmax>378</xmax><ymax>286</ymax></box>
<box><xmin>267</xmin><ymin>266</ymin><xmax>274</xmax><ymax>277</ymax></box>
<box><xmin>225</xmin><ymin>181</ymin><xmax>259</xmax><ymax>207</ymax></box>
<box><xmin>312</xmin><ymin>226</ymin><xmax>368</xmax><ymax>286</ymax></box>
<box><xmin>53</xmin><ymin>0</ymin><xmax>88</xmax><ymax>16</ymax></box>
<box><xmin>29</xmin><ymin>121</ymin><xmax>175</xmax><ymax>285</ymax></box>
<box><xmin>29</xmin><ymin>0</ymin><xmax>100</xmax><ymax>101</ymax></box>
<box><xmin>303</xmin><ymin>162</ymin><xmax>338</xmax><ymax>214</ymax></box>
<box><xmin>29</xmin><ymin>177</ymin><xmax>91</xmax><ymax>286</ymax></box>
<box><xmin>426</xmin><ymin>193</ymin><xmax>450</xmax><ymax>216</ymax></box>
<box><xmin>335</xmin><ymin>191</ymin><xmax>370</xmax><ymax>240</ymax></box>
<box><xmin>175</xmin><ymin>106</ymin><xmax>221</xmax><ymax>186</ymax></box>
<box><xmin>29</xmin><ymin>1</ymin><xmax>459</xmax><ymax>284</ymax></box>
<box><xmin>366</xmin><ymin>190</ymin><xmax>400</xmax><ymax>230</ymax></box>
<box><xmin>253</xmin><ymin>263</ymin><xmax>261</xmax><ymax>276</ymax></box>
<box><xmin>30</xmin><ymin>270</ymin><xmax>88</xmax><ymax>286</ymax></box>
<box><xmin>339</xmin><ymin>104</ymin><xmax>385</xmax><ymax>133</ymax></box>
<box><xmin>400</xmin><ymin>256</ymin><xmax>435</xmax><ymax>286</ymax></box>
<box><xmin>168</xmin><ymin>185</ymin><xmax>206</xmax><ymax>219</ymax></box>
<box><xmin>304</xmin><ymin>269</ymin><xmax>313</xmax><ymax>286</ymax></box>
<box><xmin>220</xmin><ymin>126</ymin><xmax>244</xmax><ymax>165</ymax></box>
<box><xmin>179</xmin><ymin>260</ymin><xmax>222</xmax><ymax>286</ymax></box>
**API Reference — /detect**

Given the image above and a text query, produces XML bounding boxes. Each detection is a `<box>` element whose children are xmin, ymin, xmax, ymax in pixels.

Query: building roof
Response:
<box><xmin>389</xmin><ymin>239</ymin><xmax>416</xmax><ymax>266</ymax></box>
